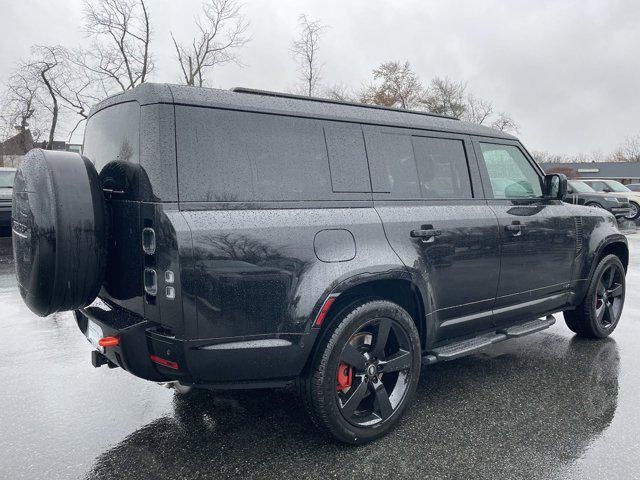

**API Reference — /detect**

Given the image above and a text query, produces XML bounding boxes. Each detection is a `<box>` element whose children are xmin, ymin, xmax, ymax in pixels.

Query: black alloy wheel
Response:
<box><xmin>564</xmin><ymin>254</ymin><xmax>626</xmax><ymax>338</ymax></box>
<box><xmin>336</xmin><ymin>317</ymin><xmax>413</xmax><ymax>427</ymax></box>
<box><xmin>593</xmin><ymin>262</ymin><xmax>624</xmax><ymax>329</ymax></box>
<box><xmin>299</xmin><ymin>300</ymin><xmax>421</xmax><ymax>444</ymax></box>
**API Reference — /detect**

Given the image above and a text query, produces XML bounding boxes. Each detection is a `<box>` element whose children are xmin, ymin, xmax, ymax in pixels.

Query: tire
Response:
<box><xmin>12</xmin><ymin>149</ymin><xmax>107</xmax><ymax>316</ymax></box>
<box><xmin>564</xmin><ymin>254</ymin><xmax>625</xmax><ymax>338</ymax></box>
<box><xmin>586</xmin><ymin>202</ymin><xmax>604</xmax><ymax>210</ymax></box>
<box><xmin>299</xmin><ymin>300</ymin><xmax>421</xmax><ymax>444</ymax></box>
<box><xmin>625</xmin><ymin>201</ymin><xmax>640</xmax><ymax>220</ymax></box>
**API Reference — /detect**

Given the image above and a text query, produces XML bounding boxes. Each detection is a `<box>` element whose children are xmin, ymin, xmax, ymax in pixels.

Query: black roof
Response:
<box><xmin>89</xmin><ymin>83</ymin><xmax>517</xmax><ymax>140</ymax></box>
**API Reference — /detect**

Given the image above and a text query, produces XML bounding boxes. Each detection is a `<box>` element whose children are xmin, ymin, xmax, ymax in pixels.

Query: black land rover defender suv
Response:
<box><xmin>11</xmin><ymin>84</ymin><xmax>628</xmax><ymax>444</ymax></box>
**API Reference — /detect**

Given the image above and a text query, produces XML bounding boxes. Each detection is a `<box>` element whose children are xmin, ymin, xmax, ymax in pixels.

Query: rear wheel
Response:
<box><xmin>299</xmin><ymin>300</ymin><xmax>421</xmax><ymax>444</ymax></box>
<box><xmin>564</xmin><ymin>254</ymin><xmax>625</xmax><ymax>338</ymax></box>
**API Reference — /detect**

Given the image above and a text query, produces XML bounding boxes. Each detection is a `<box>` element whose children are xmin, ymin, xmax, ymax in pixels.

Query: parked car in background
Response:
<box><xmin>625</xmin><ymin>183</ymin><xmax>640</xmax><ymax>192</ymax></box>
<box><xmin>0</xmin><ymin>167</ymin><xmax>16</xmax><ymax>229</ymax></box>
<box><xmin>565</xmin><ymin>180</ymin><xmax>631</xmax><ymax>218</ymax></box>
<box><xmin>11</xmin><ymin>84</ymin><xmax>629</xmax><ymax>444</ymax></box>
<box><xmin>581</xmin><ymin>179</ymin><xmax>640</xmax><ymax>220</ymax></box>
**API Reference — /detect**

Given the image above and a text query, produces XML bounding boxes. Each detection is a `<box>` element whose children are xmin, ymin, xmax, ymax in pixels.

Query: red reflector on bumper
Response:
<box><xmin>150</xmin><ymin>354</ymin><xmax>179</xmax><ymax>370</ymax></box>
<box><xmin>98</xmin><ymin>336</ymin><xmax>119</xmax><ymax>347</ymax></box>
<box><xmin>314</xmin><ymin>295</ymin><xmax>337</xmax><ymax>327</ymax></box>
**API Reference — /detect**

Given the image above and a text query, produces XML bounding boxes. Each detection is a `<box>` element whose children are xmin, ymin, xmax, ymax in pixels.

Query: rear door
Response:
<box><xmin>473</xmin><ymin>139</ymin><xmax>575</xmax><ymax>327</ymax></box>
<box><xmin>364</xmin><ymin>126</ymin><xmax>501</xmax><ymax>342</ymax></box>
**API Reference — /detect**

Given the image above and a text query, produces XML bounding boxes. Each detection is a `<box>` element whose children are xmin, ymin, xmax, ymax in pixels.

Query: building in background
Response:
<box><xmin>542</xmin><ymin>161</ymin><xmax>640</xmax><ymax>185</ymax></box>
<box><xmin>0</xmin><ymin>131</ymin><xmax>82</xmax><ymax>167</ymax></box>
<box><xmin>0</xmin><ymin>130</ymin><xmax>34</xmax><ymax>167</ymax></box>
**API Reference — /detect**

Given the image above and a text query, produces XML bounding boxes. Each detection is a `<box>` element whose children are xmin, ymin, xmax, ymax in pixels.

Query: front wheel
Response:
<box><xmin>299</xmin><ymin>300</ymin><xmax>421</xmax><ymax>444</ymax></box>
<box><xmin>564</xmin><ymin>254</ymin><xmax>625</xmax><ymax>338</ymax></box>
<box><xmin>625</xmin><ymin>201</ymin><xmax>640</xmax><ymax>220</ymax></box>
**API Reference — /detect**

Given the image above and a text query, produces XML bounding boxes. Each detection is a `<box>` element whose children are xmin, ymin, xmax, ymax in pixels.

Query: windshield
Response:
<box><xmin>605</xmin><ymin>180</ymin><xmax>631</xmax><ymax>192</ymax></box>
<box><xmin>569</xmin><ymin>180</ymin><xmax>596</xmax><ymax>193</ymax></box>
<box><xmin>0</xmin><ymin>171</ymin><xmax>15</xmax><ymax>188</ymax></box>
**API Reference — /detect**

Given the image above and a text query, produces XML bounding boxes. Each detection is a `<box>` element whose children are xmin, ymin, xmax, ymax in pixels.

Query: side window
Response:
<box><xmin>589</xmin><ymin>181</ymin><xmax>607</xmax><ymax>191</ymax></box>
<box><xmin>176</xmin><ymin>108</ymin><xmax>333</xmax><ymax>202</ymax></box>
<box><xmin>365</xmin><ymin>130</ymin><xmax>421</xmax><ymax>198</ymax></box>
<box><xmin>478</xmin><ymin>143</ymin><xmax>543</xmax><ymax>199</ymax></box>
<box><xmin>323</xmin><ymin>123</ymin><xmax>370</xmax><ymax>193</ymax></box>
<box><xmin>412</xmin><ymin>136</ymin><xmax>472</xmax><ymax>199</ymax></box>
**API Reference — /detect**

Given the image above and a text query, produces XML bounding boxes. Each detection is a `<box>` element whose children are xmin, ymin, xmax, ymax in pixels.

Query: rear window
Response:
<box><xmin>84</xmin><ymin>102</ymin><xmax>140</xmax><ymax>173</ymax></box>
<box><xmin>83</xmin><ymin>102</ymin><xmax>141</xmax><ymax>199</ymax></box>
<box><xmin>176</xmin><ymin>107</ymin><xmax>369</xmax><ymax>202</ymax></box>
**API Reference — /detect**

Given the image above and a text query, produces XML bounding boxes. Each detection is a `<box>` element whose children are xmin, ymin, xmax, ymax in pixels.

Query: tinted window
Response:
<box><xmin>412</xmin><ymin>137</ymin><xmax>472</xmax><ymax>198</ymax></box>
<box><xmin>584</xmin><ymin>180</ymin><xmax>608</xmax><ymax>191</ymax></box>
<box><xmin>177</xmin><ymin>108</ymin><xmax>333</xmax><ymax>202</ymax></box>
<box><xmin>324</xmin><ymin>123</ymin><xmax>370</xmax><ymax>193</ymax></box>
<box><xmin>83</xmin><ymin>102</ymin><xmax>140</xmax><ymax>173</ymax></box>
<box><xmin>365</xmin><ymin>130</ymin><xmax>420</xmax><ymax>198</ymax></box>
<box><xmin>479</xmin><ymin>143</ymin><xmax>542</xmax><ymax>199</ymax></box>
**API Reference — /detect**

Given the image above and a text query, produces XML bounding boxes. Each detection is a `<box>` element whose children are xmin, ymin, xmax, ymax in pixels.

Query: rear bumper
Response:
<box><xmin>75</xmin><ymin>305</ymin><xmax>315</xmax><ymax>388</ymax></box>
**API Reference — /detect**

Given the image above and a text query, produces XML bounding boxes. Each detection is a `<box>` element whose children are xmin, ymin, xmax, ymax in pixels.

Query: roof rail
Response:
<box><xmin>231</xmin><ymin>87</ymin><xmax>459</xmax><ymax>121</ymax></box>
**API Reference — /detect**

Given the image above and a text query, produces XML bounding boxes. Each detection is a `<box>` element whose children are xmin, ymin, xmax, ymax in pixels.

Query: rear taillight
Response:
<box><xmin>142</xmin><ymin>227</ymin><xmax>156</xmax><ymax>255</ymax></box>
<box><xmin>144</xmin><ymin>268</ymin><xmax>157</xmax><ymax>296</ymax></box>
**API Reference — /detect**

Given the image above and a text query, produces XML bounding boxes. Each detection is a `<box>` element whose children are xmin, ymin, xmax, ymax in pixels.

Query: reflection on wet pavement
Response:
<box><xmin>1</xmin><ymin>235</ymin><xmax>639</xmax><ymax>479</ymax></box>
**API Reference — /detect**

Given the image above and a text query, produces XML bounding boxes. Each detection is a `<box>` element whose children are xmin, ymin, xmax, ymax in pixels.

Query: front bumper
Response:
<box><xmin>610</xmin><ymin>205</ymin><xmax>632</xmax><ymax>218</ymax></box>
<box><xmin>75</xmin><ymin>304</ymin><xmax>314</xmax><ymax>388</ymax></box>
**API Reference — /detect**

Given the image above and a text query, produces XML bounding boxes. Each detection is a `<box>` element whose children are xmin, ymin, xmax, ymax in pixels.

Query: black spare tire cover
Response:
<box><xmin>12</xmin><ymin>149</ymin><xmax>107</xmax><ymax>316</ymax></box>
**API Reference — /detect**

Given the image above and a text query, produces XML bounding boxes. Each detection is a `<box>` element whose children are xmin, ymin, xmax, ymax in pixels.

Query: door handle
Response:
<box><xmin>410</xmin><ymin>226</ymin><xmax>442</xmax><ymax>242</ymax></box>
<box><xmin>505</xmin><ymin>222</ymin><xmax>525</xmax><ymax>236</ymax></box>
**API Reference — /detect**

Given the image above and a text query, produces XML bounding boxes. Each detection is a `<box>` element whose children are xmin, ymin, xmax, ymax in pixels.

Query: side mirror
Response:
<box><xmin>603</xmin><ymin>187</ymin><xmax>612</xmax><ymax>193</ymax></box>
<box><xmin>544</xmin><ymin>173</ymin><xmax>567</xmax><ymax>200</ymax></box>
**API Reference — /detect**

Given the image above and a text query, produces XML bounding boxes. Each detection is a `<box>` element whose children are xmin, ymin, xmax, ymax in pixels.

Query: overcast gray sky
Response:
<box><xmin>2</xmin><ymin>0</ymin><xmax>639</xmax><ymax>155</ymax></box>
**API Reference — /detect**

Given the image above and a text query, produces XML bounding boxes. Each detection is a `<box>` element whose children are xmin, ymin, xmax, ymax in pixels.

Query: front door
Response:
<box><xmin>473</xmin><ymin>140</ymin><xmax>576</xmax><ymax>327</ymax></box>
<box><xmin>364</xmin><ymin>126</ymin><xmax>501</xmax><ymax>342</ymax></box>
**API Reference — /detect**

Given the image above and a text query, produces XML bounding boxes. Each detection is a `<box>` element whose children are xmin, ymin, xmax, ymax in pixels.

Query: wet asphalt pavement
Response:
<box><xmin>1</xmin><ymin>235</ymin><xmax>640</xmax><ymax>480</ymax></box>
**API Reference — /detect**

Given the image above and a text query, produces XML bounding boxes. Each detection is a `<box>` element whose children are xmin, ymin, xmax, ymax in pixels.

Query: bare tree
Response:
<box><xmin>291</xmin><ymin>14</ymin><xmax>325</xmax><ymax>96</ymax></box>
<box><xmin>421</xmin><ymin>77</ymin><xmax>467</xmax><ymax>117</ymax></box>
<box><xmin>462</xmin><ymin>94</ymin><xmax>493</xmax><ymax>124</ymax></box>
<box><xmin>531</xmin><ymin>150</ymin><xmax>568</xmax><ymax>164</ymax></box>
<box><xmin>172</xmin><ymin>0</ymin><xmax>249</xmax><ymax>87</ymax></box>
<box><xmin>54</xmin><ymin>50</ymin><xmax>104</xmax><ymax>141</ymax></box>
<box><xmin>79</xmin><ymin>0</ymin><xmax>153</xmax><ymax>92</ymax></box>
<box><xmin>360</xmin><ymin>61</ymin><xmax>424</xmax><ymax>109</ymax></box>
<box><xmin>611</xmin><ymin>134</ymin><xmax>640</xmax><ymax>162</ymax></box>
<box><xmin>27</xmin><ymin>46</ymin><xmax>68</xmax><ymax>148</ymax></box>
<box><xmin>1</xmin><ymin>72</ymin><xmax>41</xmax><ymax>146</ymax></box>
<box><xmin>491</xmin><ymin>112</ymin><xmax>519</xmax><ymax>133</ymax></box>
<box><xmin>324</xmin><ymin>83</ymin><xmax>355</xmax><ymax>102</ymax></box>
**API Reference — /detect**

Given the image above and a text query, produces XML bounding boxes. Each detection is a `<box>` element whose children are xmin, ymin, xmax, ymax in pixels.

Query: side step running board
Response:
<box><xmin>424</xmin><ymin>315</ymin><xmax>556</xmax><ymax>365</ymax></box>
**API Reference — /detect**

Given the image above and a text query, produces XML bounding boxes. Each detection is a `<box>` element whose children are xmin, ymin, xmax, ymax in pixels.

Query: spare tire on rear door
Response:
<box><xmin>12</xmin><ymin>149</ymin><xmax>107</xmax><ymax>316</ymax></box>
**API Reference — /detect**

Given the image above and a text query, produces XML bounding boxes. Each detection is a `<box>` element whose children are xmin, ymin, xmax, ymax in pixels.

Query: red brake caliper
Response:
<box><xmin>336</xmin><ymin>362</ymin><xmax>353</xmax><ymax>391</ymax></box>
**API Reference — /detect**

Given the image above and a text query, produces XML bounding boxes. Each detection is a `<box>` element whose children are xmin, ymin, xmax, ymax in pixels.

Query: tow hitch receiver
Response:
<box><xmin>91</xmin><ymin>350</ymin><xmax>118</xmax><ymax>369</ymax></box>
